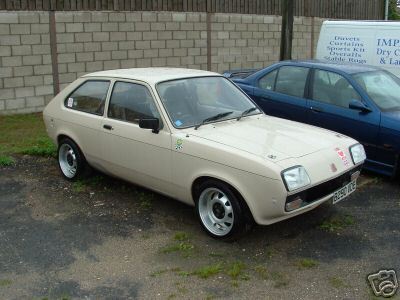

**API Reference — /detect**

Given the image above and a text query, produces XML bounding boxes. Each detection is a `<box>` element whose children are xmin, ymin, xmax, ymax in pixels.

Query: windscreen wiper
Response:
<box><xmin>236</xmin><ymin>107</ymin><xmax>258</xmax><ymax>121</ymax></box>
<box><xmin>194</xmin><ymin>111</ymin><xmax>233</xmax><ymax>130</ymax></box>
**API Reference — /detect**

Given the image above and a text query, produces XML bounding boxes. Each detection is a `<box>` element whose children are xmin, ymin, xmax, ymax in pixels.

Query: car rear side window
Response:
<box><xmin>275</xmin><ymin>66</ymin><xmax>309</xmax><ymax>98</ymax></box>
<box><xmin>259</xmin><ymin>69</ymin><xmax>278</xmax><ymax>91</ymax></box>
<box><xmin>108</xmin><ymin>81</ymin><xmax>159</xmax><ymax>124</ymax></box>
<box><xmin>312</xmin><ymin>69</ymin><xmax>361</xmax><ymax>108</ymax></box>
<box><xmin>65</xmin><ymin>80</ymin><xmax>110</xmax><ymax>115</ymax></box>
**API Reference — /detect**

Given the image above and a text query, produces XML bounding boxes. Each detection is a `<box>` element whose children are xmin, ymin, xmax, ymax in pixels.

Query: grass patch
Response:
<box><xmin>329</xmin><ymin>276</ymin><xmax>348</xmax><ymax>289</ymax></box>
<box><xmin>161</xmin><ymin>232</ymin><xmax>195</xmax><ymax>257</ymax></box>
<box><xmin>0</xmin><ymin>155</ymin><xmax>15</xmax><ymax>166</ymax></box>
<box><xmin>297</xmin><ymin>258</ymin><xmax>319</xmax><ymax>269</ymax></box>
<box><xmin>319</xmin><ymin>215</ymin><xmax>355</xmax><ymax>232</ymax></box>
<box><xmin>150</xmin><ymin>269</ymin><xmax>169</xmax><ymax>277</ymax></box>
<box><xmin>270</xmin><ymin>272</ymin><xmax>289</xmax><ymax>288</ymax></box>
<box><xmin>0</xmin><ymin>113</ymin><xmax>56</xmax><ymax>157</ymax></box>
<box><xmin>174</xmin><ymin>231</ymin><xmax>189</xmax><ymax>241</ymax></box>
<box><xmin>161</xmin><ymin>242</ymin><xmax>194</xmax><ymax>256</ymax></box>
<box><xmin>254</xmin><ymin>265</ymin><xmax>268</xmax><ymax>280</ymax></box>
<box><xmin>0</xmin><ymin>279</ymin><xmax>12</xmax><ymax>287</ymax></box>
<box><xmin>71</xmin><ymin>175</ymin><xmax>105</xmax><ymax>193</ymax></box>
<box><xmin>138</xmin><ymin>192</ymin><xmax>153</xmax><ymax>210</ymax></box>
<box><xmin>193</xmin><ymin>263</ymin><xmax>222</xmax><ymax>279</ymax></box>
<box><xmin>226</xmin><ymin>261</ymin><xmax>246</xmax><ymax>279</ymax></box>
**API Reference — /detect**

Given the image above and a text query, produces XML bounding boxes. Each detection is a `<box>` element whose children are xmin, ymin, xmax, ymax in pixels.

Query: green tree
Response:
<box><xmin>389</xmin><ymin>0</ymin><xmax>400</xmax><ymax>20</ymax></box>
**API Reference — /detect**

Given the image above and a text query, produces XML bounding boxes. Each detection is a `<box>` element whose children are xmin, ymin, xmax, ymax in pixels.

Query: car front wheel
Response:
<box><xmin>58</xmin><ymin>138</ymin><xmax>87</xmax><ymax>180</ymax></box>
<box><xmin>195</xmin><ymin>180</ymin><xmax>253</xmax><ymax>241</ymax></box>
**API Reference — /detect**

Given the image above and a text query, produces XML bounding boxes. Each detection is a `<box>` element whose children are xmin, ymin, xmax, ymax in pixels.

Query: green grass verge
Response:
<box><xmin>0</xmin><ymin>113</ymin><xmax>56</xmax><ymax>157</ymax></box>
<box><xmin>0</xmin><ymin>155</ymin><xmax>15</xmax><ymax>166</ymax></box>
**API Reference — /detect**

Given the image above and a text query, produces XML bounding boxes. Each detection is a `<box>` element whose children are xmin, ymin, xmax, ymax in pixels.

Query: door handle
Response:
<box><xmin>103</xmin><ymin>124</ymin><xmax>113</xmax><ymax>130</ymax></box>
<box><xmin>310</xmin><ymin>106</ymin><xmax>324</xmax><ymax>113</ymax></box>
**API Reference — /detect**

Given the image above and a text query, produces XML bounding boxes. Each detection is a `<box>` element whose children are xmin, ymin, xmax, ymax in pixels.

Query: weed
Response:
<box><xmin>72</xmin><ymin>180</ymin><xmax>86</xmax><ymax>193</ymax></box>
<box><xmin>0</xmin><ymin>279</ymin><xmax>12</xmax><ymax>287</ymax></box>
<box><xmin>329</xmin><ymin>276</ymin><xmax>346</xmax><ymax>288</ymax></box>
<box><xmin>167</xmin><ymin>294</ymin><xmax>176</xmax><ymax>300</ymax></box>
<box><xmin>205</xmin><ymin>295</ymin><xmax>215</xmax><ymax>300</ymax></box>
<box><xmin>0</xmin><ymin>155</ymin><xmax>14</xmax><ymax>167</ymax></box>
<box><xmin>150</xmin><ymin>269</ymin><xmax>169</xmax><ymax>277</ymax></box>
<box><xmin>177</xmin><ymin>271</ymin><xmax>191</xmax><ymax>277</ymax></box>
<box><xmin>231</xmin><ymin>280</ymin><xmax>239</xmax><ymax>288</ymax></box>
<box><xmin>71</xmin><ymin>175</ymin><xmax>105</xmax><ymax>193</ymax></box>
<box><xmin>193</xmin><ymin>263</ymin><xmax>222</xmax><ymax>279</ymax></box>
<box><xmin>161</xmin><ymin>242</ymin><xmax>194</xmax><ymax>257</ymax></box>
<box><xmin>138</xmin><ymin>192</ymin><xmax>153</xmax><ymax>210</ymax></box>
<box><xmin>226</xmin><ymin>261</ymin><xmax>246</xmax><ymax>279</ymax></box>
<box><xmin>174</xmin><ymin>231</ymin><xmax>189</xmax><ymax>241</ymax></box>
<box><xmin>270</xmin><ymin>272</ymin><xmax>289</xmax><ymax>288</ymax></box>
<box><xmin>208</xmin><ymin>252</ymin><xmax>224</xmax><ymax>258</ymax></box>
<box><xmin>319</xmin><ymin>214</ymin><xmax>355</xmax><ymax>232</ymax></box>
<box><xmin>297</xmin><ymin>258</ymin><xmax>319</xmax><ymax>269</ymax></box>
<box><xmin>254</xmin><ymin>265</ymin><xmax>268</xmax><ymax>280</ymax></box>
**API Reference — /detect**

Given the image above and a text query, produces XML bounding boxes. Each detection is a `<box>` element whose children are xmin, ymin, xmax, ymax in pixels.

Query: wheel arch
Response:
<box><xmin>191</xmin><ymin>175</ymin><xmax>255</xmax><ymax>224</ymax></box>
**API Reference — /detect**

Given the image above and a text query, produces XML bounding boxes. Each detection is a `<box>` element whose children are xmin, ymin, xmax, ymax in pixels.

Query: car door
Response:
<box><xmin>307</xmin><ymin>68</ymin><xmax>380</xmax><ymax>161</ymax></box>
<box><xmin>100</xmin><ymin>80</ymin><xmax>173</xmax><ymax>195</ymax></box>
<box><xmin>252</xmin><ymin>66</ymin><xmax>310</xmax><ymax>123</ymax></box>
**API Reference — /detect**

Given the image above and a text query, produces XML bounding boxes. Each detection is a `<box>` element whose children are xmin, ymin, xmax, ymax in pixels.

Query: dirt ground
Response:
<box><xmin>0</xmin><ymin>156</ymin><xmax>399</xmax><ymax>300</ymax></box>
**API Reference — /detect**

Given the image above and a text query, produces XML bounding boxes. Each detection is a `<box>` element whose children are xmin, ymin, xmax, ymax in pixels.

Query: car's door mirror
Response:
<box><xmin>348</xmin><ymin>99</ymin><xmax>372</xmax><ymax>113</ymax></box>
<box><xmin>139</xmin><ymin>118</ymin><xmax>160</xmax><ymax>134</ymax></box>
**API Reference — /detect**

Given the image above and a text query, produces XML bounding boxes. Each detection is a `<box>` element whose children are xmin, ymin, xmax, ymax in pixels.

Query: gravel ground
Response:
<box><xmin>0</xmin><ymin>156</ymin><xmax>399</xmax><ymax>300</ymax></box>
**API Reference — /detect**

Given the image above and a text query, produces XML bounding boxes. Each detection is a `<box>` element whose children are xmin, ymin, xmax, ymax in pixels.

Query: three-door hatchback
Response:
<box><xmin>44</xmin><ymin>68</ymin><xmax>365</xmax><ymax>240</ymax></box>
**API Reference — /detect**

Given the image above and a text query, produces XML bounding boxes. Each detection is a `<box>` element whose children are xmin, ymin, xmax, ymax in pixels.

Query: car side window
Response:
<box><xmin>275</xmin><ymin>66</ymin><xmax>309</xmax><ymax>98</ymax></box>
<box><xmin>312</xmin><ymin>69</ymin><xmax>361</xmax><ymax>108</ymax></box>
<box><xmin>65</xmin><ymin>80</ymin><xmax>110</xmax><ymax>115</ymax></box>
<box><xmin>108</xmin><ymin>81</ymin><xmax>159</xmax><ymax>124</ymax></box>
<box><xmin>259</xmin><ymin>69</ymin><xmax>278</xmax><ymax>91</ymax></box>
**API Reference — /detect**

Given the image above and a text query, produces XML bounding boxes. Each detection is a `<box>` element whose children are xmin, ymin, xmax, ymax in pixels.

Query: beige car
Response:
<box><xmin>43</xmin><ymin>68</ymin><xmax>366</xmax><ymax>240</ymax></box>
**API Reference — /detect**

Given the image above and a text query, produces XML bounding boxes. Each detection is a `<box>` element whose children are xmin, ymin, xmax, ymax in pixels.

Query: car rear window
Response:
<box><xmin>65</xmin><ymin>80</ymin><xmax>110</xmax><ymax>115</ymax></box>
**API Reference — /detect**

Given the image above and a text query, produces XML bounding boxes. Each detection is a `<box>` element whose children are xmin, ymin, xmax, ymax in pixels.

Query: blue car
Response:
<box><xmin>225</xmin><ymin>60</ymin><xmax>400</xmax><ymax>176</ymax></box>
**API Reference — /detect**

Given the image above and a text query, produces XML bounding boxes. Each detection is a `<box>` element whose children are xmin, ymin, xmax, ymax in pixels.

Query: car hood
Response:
<box><xmin>186</xmin><ymin>115</ymin><xmax>349</xmax><ymax>162</ymax></box>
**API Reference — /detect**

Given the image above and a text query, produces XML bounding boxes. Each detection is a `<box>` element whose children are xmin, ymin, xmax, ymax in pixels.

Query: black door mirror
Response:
<box><xmin>348</xmin><ymin>99</ymin><xmax>372</xmax><ymax>113</ymax></box>
<box><xmin>139</xmin><ymin>118</ymin><xmax>160</xmax><ymax>133</ymax></box>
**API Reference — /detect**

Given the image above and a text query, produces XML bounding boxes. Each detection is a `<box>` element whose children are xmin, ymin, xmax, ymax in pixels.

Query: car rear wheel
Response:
<box><xmin>195</xmin><ymin>179</ymin><xmax>253</xmax><ymax>241</ymax></box>
<box><xmin>58</xmin><ymin>138</ymin><xmax>87</xmax><ymax>180</ymax></box>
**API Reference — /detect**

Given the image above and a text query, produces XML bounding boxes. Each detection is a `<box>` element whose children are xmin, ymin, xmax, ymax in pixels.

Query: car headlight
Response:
<box><xmin>282</xmin><ymin>166</ymin><xmax>311</xmax><ymax>192</ymax></box>
<box><xmin>349</xmin><ymin>143</ymin><xmax>366</xmax><ymax>165</ymax></box>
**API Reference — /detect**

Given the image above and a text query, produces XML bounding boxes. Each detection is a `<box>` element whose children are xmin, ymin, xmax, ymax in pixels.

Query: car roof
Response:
<box><xmin>82</xmin><ymin>67</ymin><xmax>220</xmax><ymax>84</ymax></box>
<box><xmin>278</xmin><ymin>60</ymin><xmax>381</xmax><ymax>74</ymax></box>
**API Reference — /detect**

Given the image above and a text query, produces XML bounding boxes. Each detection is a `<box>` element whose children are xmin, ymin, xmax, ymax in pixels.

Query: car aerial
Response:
<box><xmin>43</xmin><ymin>67</ymin><xmax>366</xmax><ymax>240</ymax></box>
<box><xmin>225</xmin><ymin>60</ymin><xmax>400</xmax><ymax>177</ymax></box>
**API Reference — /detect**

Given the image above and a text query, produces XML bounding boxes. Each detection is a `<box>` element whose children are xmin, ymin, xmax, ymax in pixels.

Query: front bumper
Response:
<box><xmin>285</xmin><ymin>165</ymin><xmax>363</xmax><ymax>212</ymax></box>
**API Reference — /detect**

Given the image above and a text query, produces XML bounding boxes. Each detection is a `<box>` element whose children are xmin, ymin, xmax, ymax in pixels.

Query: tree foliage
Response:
<box><xmin>389</xmin><ymin>0</ymin><xmax>400</xmax><ymax>20</ymax></box>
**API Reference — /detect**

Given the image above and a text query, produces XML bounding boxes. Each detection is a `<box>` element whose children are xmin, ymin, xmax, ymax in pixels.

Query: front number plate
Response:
<box><xmin>332</xmin><ymin>180</ymin><xmax>357</xmax><ymax>204</ymax></box>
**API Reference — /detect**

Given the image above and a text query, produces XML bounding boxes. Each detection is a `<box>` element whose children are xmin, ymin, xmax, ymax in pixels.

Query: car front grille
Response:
<box><xmin>285</xmin><ymin>166</ymin><xmax>362</xmax><ymax>210</ymax></box>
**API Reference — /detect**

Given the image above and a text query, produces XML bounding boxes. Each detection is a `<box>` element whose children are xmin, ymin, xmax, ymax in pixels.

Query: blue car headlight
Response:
<box><xmin>282</xmin><ymin>166</ymin><xmax>311</xmax><ymax>192</ymax></box>
<box><xmin>349</xmin><ymin>144</ymin><xmax>366</xmax><ymax>165</ymax></box>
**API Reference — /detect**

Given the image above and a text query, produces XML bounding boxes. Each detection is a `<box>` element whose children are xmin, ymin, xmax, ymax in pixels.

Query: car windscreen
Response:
<box><xmin>353</xmin><ymin>70</ymin><xmax>400</xmax><ymax>111</ymax></box>
<box><xmin>156</xmin><ymin>76</ymin><xmax>260</xmax><ymax>129</ymax></box>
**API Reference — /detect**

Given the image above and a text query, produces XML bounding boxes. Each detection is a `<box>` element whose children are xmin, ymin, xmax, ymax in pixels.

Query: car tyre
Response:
<box><xmin>195</xmin><ymin>179</ymin><xmax>253</xmax><ymax>241</ymax></box>
<box><xmin>57</xmin><ymin>138</ymin><xmax>88</xmax><ymax>181</ymax></box>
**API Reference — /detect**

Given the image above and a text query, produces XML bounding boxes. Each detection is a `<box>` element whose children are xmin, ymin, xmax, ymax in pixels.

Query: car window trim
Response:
<box><xmin>106</xmin><ymin>79</ymin><xmax>164</xmax><ymax>129</ymax></box>
<box><xmin>64</xmin><ymin>79</ymin><xmax>111</xmax><ymax>116</ymax></box>
<box><xmin>310</xmin><ymin>68</ymin><xmax>364</xmax><ymax>109</ymax></box>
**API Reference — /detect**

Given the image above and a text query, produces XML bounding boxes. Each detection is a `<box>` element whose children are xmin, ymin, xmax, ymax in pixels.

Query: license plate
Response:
<box><xmin>332</xmin><ymin>180</ymin><xmax>357</xmax><ymax>204</ymax></box>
